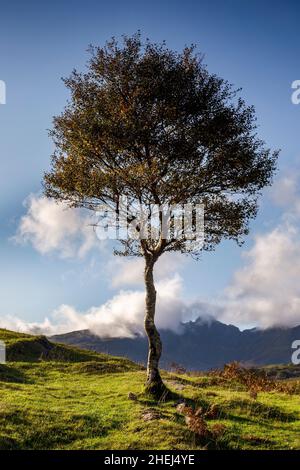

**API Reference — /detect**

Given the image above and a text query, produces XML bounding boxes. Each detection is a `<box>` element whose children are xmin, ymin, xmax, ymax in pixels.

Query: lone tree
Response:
<box><xmin>44</xmin><ymin>34</ymin><xmax>277</xmax><ymax>396</ymax></box>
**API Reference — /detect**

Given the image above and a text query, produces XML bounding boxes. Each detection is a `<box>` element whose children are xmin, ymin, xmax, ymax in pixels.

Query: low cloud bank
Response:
<box><xmin>1</xmin><ymin>275</ymin><xmax>213</xmax><ymax>337</ymax></box>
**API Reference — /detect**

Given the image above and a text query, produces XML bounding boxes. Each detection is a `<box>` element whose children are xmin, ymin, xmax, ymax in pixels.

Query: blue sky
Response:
<box><xmin>0</xmin><ymin>0</ymin><xmax>300</xmax><ymax>332</ymax></box>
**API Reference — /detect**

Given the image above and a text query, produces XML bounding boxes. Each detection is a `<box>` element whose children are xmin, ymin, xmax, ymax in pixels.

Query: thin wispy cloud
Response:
<box><xmin>109</xmin><ymin>253</ymin><xmax>187</xmax><ymax>288</ymax></box>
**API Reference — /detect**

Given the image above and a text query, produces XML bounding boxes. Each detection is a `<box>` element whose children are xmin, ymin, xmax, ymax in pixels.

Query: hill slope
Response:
<box><xmin>50</xmin><ymin>319</ymin><xmax>300</xmax><ymax>369</ymax></box>
<box><xmin>0</xmin><ymin>328</ymin><xmax>299</xmax><ymax>450</ymax></box>
<box><xmin>0</xmin><ymin>328</ymin><xmax>141</xmax><ymax>371</ymax></box>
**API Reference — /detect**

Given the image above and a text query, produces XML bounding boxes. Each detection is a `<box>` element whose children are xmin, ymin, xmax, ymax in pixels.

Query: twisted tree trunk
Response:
<box><xmin>144</xmin><ymin>256</ymin><xmax>165</xmax><ymax>396</ymax></box>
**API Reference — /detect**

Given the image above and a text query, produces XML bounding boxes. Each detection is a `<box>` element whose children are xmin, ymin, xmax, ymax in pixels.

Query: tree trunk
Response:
<box><xmin>144</xmin><ymin>256</ymin><xmax>165</xmax><ymax>396</ymax></box>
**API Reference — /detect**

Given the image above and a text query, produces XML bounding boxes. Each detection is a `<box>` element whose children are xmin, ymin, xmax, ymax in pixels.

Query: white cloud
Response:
<box><xmin>219</xmin><ymin>170</ymin><xmax>300</xmax><ymax>328</ymax></box>
<box><xmin>0</xmin><ymin>274</ymin><xmax>198</xmax><ymax>337</ymax></box>
<box><xmin>220</xmin><ymin>223</ymin><xmax>300</xmax><ymax>328</ymax></box>
<box><xmin>15</xmin><ymin>195</ymin><xmax>100</xmax><ymax>258</ymax></box>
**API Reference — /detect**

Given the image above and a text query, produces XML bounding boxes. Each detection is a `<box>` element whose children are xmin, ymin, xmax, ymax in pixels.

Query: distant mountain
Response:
<box><xmin>50</xmin><ymin>318</ymin><xmax>300</xmax><ymax>370</ymax></box>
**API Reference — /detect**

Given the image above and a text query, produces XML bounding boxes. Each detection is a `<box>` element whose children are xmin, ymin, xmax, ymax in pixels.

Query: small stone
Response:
<box><xmin>141</xmin><ymin>408</ymin><xmax>161</xmax><ymax>421</ymax></box>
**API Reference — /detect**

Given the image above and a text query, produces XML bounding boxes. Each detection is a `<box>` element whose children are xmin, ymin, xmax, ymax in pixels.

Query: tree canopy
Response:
<box><xmin>44</xmin><ymin>33</ymin><xmax>278</xmax><ymax>259</ymax></box>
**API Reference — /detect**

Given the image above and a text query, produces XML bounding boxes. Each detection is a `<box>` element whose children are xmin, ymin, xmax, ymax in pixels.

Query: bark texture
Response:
<box><xmin>144</xmin><ymin>256</ymin><xmax>165</xmax><ymax>396</ymax></box>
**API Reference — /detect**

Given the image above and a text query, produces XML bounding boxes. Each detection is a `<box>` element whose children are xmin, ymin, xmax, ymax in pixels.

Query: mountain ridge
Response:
<box><xmin>50</xmin><ymin>318</ymin><xmax>300</xmax><ymax>370</ymax></box>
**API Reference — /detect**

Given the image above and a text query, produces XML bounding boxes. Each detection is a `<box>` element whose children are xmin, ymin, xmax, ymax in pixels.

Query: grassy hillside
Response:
<box><xmin>0</xmin><ymin>329</ymin><xmax>299</xmax><ymax>450</ymax></box>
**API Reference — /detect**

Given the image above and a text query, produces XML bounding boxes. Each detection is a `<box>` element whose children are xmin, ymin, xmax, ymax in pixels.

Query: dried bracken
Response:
<box><xmin>177</xmin><ymin>405</ymin><xmax>210</xmax><ymax>438</ymax></box>
<box><xmin>210</xmin><ymin>423</ymin><xmax>227</xmax><ymax>438</ymax></box>
<box><xmin>204</xmin><ymin>404</ymin><xmax>220</xmax><ymax>419</ymax></box>
<box><xmin>210</xmin><ymin>362</ymin><xmax>299</xmax><ymax>395</ymax></box>
<box><xmin>176</xmin><ymin>403</ymin><xmax>193</xmax><ymax>415</ymax></box>
<box><xmin>249</xmin><ymin>388</ymin><xmax>258</xmax><ymax>400</ymax></box>
<box><xmin>185</xmin><ymin>412</ymin><xmax>210</xmax><ymax>438</ymax></box>
<box><xmin>169</xmin><ymin>362</ymin><xmax>187</xmax><ymax>375</ymax></box>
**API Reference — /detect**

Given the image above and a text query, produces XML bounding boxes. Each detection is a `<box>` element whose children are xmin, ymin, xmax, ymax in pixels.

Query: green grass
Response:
<box><xmin>0</xmin><ymin>329</ymin><xmax>299</xmax><ymax>450</ymax></box>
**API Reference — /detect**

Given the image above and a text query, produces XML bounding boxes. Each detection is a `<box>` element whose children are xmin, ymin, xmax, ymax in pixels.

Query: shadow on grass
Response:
<box><xmin>0</xmin><ymin>436</ymin><xmax>21</xmax><ymax>450</ymax></box>
<box><xmin>166</xmin><ymin>374</ymin><xmax>223</xmax><ymax>389</ymax></box>
<box><xmin>224</xmin><ymin>398</ymin><xmax>298</xmax><ymax>422</ymax></box>
<box><xmin>0</xmin><ymin>364</ymin><xmax>30</xmax><ymax>384</ymax></box>
<box><xmin>0</xmin><ymin>408</ymin><xmax>29</xmax><ymax>449</ymax></box>
<box><xmin>6</xmin><ymin>412</ymin><xmax>124</xmax><ymax>450</ymax></box>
